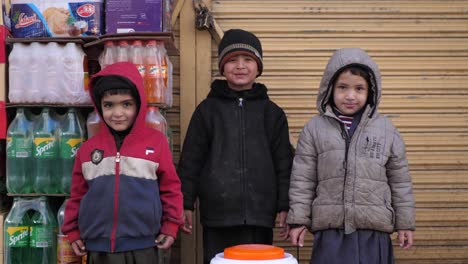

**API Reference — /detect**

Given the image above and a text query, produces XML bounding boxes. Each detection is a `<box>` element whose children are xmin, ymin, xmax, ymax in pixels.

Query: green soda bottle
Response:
<box><xmin>30</xmin><ymin>196</ymin><xmax>58</xmax><ymax>264</ymax></box>
<box><xmin>6</xmin><ymin>108</ymin><xmax>33</xmax><ymax>194</ymax></box>
<box><xmin>58</xmin><ymin>108</ymin><xmax>84</xmax><ymax>194</ymax></box>
<box><xmin>32</xmin><ymin>108</ymin><xmax>59</xmax><ymax>194</ymax></box>
<box><xmin>4</xmin><ymin>198</ymin><xmax>31</xmax><ymax>264</ymax></box>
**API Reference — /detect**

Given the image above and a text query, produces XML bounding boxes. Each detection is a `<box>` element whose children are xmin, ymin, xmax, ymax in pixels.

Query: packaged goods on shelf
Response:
<box><xmin>105</xmin><ymin>0</ymin><xmax>172</xmax><ymax>34</ymax></box>
<box><xmin>8</xmin><ymin>42</ymin><xmax>91</xmax><ymax>104</ymax></box>
<box><xmin>7</xmin><ymin>107</ymin><xmax>85</xmax><ymax>195</ymax></box>
<box><xmin>9</xmin><ymin>0</ymin><xmax>103</xmax><ymax>38</ymax></box>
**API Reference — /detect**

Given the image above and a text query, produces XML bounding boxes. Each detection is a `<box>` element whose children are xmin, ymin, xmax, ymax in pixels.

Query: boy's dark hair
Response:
<box><xmin>218</xmin><ymin>29</ymin><xmax>263</xmax><ymax>77</ymax></box>
<box><xmin>330</xmin><ymin>64</ymin><xmax>375</xmax><ymax>107</ymax></box>
<box><xmin>92</xmin><ymin>75</ymin><xmax>141</xmax><ymax>114</ymax></box>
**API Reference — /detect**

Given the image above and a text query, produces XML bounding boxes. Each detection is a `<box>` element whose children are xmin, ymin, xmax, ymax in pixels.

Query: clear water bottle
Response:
<box><xmin>6</xmin><ymin>108</ymin><xmax>33</xmax><ymax>194</ymax></box>
<box><xmin>46</xmin><ymin>42</ymin><xmax>62</xmax><ymax>103</ymax></box>
<box><xmin>63</xmin><ymin>42</ymin><xmax>86</xmax><ymax>104</ymax></box>
<box><xmin>8</xmin><ymin>43</ymin><xmax>28</xmax><ymax>103</ymax></box>
<box><xmin>32</xmin><ymin>108</ymin><xmax>59</xmax><ymax>194</ymax></box>
<box><xmin>30</xmin><ymin>42</ymin><xmax>45</xmax><ymax>103</ymax></box>
<box><xmin>58</xmin><ymin>108</ymin><xmax>84</xmax><ymax>194</ymax></box>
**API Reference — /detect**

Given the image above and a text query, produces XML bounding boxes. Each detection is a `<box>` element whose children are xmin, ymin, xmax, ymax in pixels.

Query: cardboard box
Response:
<box><xmin>105</xmin><ymin>0</ymin><xmax>163</xmax><ymax>34</ymax></box>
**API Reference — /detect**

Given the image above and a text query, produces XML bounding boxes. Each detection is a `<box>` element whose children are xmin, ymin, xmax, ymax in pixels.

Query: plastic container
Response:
<box><xmin>32</xmin><ymin>108</ymin><xmax>59</xmax><ymax>194</ymax></box>
<box><xmin>86</xmin><ymin>110</ymin><xmax>101</xmax><ymax>139</ymax></box>
<box><xmin>4</xmin><ymin>197</ymin><xmax>58</xmax><ymax>264</ymax></box>
<box><xmin>6</xmin><ymin>108</ymin><xmax>33</xmax><ymax>194</ymax></box>
<box><xmin>58</xmin><ymin>108</ymin><xmax>84</xmax><ymax>194</ymax></box>
<box><xmin>146</xmin><ymin>106</ymin><xmax>167</xmax><ymax>136</ymax></box>
<box><xmin>210</xmin><ymin>244</ymin><xmax>298</xmax><ymax>264</ymax></box>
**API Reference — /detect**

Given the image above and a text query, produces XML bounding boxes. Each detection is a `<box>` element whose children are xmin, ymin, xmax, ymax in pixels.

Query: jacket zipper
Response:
<box><xmin>238</xmin><ymin>97</ymin><xmax>247</xmax><ymax>223</ymax></box>
<box><xmin>110</xmin><ymin>151</ymin><xmax>121</xmax><ymax>252</ymax></box>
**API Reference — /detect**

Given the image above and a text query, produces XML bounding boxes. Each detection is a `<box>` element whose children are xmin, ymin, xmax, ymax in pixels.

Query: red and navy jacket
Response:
<box><xmin>62</xmin><ymin>62</ymin><xmax>183</xmax><ymax>253</ymax></box>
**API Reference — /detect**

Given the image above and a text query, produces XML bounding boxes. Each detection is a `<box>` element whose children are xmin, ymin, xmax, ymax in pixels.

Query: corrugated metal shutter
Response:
<box><xmin>211</xmin><ymin>1</ymin><xmax>468</xmax><ymax>263</ymax></box>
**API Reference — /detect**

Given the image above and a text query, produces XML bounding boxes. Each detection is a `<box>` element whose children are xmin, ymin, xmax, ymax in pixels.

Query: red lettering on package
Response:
<box><xmin>77</xmin><ymin>4</ymin><xmax>95</xmax><ymax>17</ymax></box>
<box><xmin>15</xmin><ymin>13</ymin><xmax>40</xmax><ymax>29</ymax></box>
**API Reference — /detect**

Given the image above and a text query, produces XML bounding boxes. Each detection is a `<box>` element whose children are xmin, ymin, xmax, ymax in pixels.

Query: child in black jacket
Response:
<box><xmin>177</xmin><ymin>29</ymin><xmax>294</xmax><ymax>264</ymax></box>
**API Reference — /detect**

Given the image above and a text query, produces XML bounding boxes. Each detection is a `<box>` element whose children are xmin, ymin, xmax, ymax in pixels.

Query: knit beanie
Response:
<box><xmin>218</xmin><ymin>29</ymin><xmax>263</xmax><ymax>77</ymax></box>
<box><xmin>92</xmin><ymin>75</ymin><xmax>141</xmax><ymax>115</ymax></box>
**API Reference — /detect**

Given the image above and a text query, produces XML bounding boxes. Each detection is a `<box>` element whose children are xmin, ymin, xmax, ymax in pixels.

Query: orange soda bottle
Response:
<box><xmin>145</xmin><ymin>40</ymin><xmax>165</xmax><ymax>103</ymax></box>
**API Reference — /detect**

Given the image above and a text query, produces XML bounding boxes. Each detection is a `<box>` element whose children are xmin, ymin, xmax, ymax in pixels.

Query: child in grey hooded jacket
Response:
<box><xmin>287</xmin><ymin>48</ymin><xmax>415</xmax><ymax>264</ymax></box>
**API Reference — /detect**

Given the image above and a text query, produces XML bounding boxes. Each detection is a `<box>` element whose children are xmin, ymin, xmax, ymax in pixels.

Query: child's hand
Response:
<box><xmin>289</xmin><ymin>225</ymin><xmax>307</xmax><ymax>247</ymax></box>
<box><xmin>277</xmin><ymin>211</ymin><xmax>289</xmax><ymax>240</ymax></box>
<box><xmin>182</xmin><ymin>210</ymin><xmax>193</xmax><ymax>234</ymax></box>
<box><xmin>155</xmin><ymin>234</ymin><xmax>175</xmax><ymax>249</ymax></box>
<box><xmin>71</xmin><ymin>239</ymin><xmax>87</xmax><ymax>256</ymax></box>
<box><xmin>397</xmin><ymin>230</ymin><xmax>414</xmax><ymax>249</ymax></box>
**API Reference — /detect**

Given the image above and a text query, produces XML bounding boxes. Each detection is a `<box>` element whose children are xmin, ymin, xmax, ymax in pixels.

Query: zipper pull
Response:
<box><xmin>115</xmin><ymin>152</ymin><xmax>121</xmax><ymax>163</ymax></box>
<box><xmin>238</xmin><ymin>98</ymin><xmax>244</xmax><ymax>107</ymax></box>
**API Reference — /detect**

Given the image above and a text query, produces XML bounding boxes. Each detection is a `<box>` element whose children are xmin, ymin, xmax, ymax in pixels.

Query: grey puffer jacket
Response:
<box><xmin>287</xmin><ymin>48</ymin><xmax>415</xmax><ymax>234</ymax></box>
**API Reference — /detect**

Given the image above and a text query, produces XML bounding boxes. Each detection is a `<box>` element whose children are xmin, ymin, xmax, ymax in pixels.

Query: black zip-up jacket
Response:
<box><xmin>178</xmin><ymin>80</ymin><xmax>293</xmax><ymax>228</ymax></box>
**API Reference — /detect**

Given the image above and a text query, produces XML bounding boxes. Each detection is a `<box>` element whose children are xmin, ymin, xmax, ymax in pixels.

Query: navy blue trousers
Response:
<box><xmin>311</xmin><ymin>229</ymin><xmax>394</xmax><ymax>264</ymax></box>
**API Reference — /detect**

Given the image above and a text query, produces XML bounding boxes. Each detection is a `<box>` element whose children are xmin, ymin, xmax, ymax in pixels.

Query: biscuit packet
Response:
<box><xmin>9</xmin><ymin>0</ymin><xmax>103</xmax><ymax>38</ymax></box>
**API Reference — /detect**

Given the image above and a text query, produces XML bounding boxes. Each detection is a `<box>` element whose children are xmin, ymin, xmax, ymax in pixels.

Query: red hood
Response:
<box><xmin>89</xmin><ymin>62</ymin><xmax>147</xmax><ymax>134</ymax></box>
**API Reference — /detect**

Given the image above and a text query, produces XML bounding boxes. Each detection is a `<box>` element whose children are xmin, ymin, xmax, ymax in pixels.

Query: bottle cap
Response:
<box><xmin>224</xmin><ymin>244</ymin><xmax>284</xmax><ymax>260</ymax></box>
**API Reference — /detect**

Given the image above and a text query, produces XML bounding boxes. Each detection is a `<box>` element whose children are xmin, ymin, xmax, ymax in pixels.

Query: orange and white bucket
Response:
<box><xmin>210</xmin><ymin>244</ymin><xmax>298</xmax><ymax>264</ymax></box>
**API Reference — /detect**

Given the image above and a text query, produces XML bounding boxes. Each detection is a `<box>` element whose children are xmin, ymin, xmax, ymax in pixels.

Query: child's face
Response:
<box><xmin>222</xmin><ymin>54</ymin><xmax>259</xmax><ymax>91</ymax></box>
<box><xmin>101</xmin><ymin>93</ymin><xmax>138</xmax><ymax>132</ymax></box>
<box><xmin>333</xmin><ymin>70</ymin><xmax>369</xmax><ymax>116</ymax></box>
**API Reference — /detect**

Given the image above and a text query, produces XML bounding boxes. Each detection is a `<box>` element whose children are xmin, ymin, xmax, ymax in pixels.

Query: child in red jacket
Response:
<box><xmin>62</xmin><ymin>62</ymin><xmax>183</xmax><ymax>264</ymax></box>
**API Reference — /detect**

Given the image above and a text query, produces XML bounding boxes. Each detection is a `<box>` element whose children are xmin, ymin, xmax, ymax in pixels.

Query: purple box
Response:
<box><xmin>105</xmin><ymin>0</ymin><xmax>163</xmax><ymax>34</ymax></box>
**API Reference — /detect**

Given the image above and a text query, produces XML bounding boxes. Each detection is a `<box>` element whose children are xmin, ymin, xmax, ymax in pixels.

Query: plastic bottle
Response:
<box><xmin>4</xmin><ymin>198</ymin><xmax>31</xmax><ymax>264</ymax></box>
<box><xmin>57</xmin><ymin>199</ymin><xmax>83</xmax><ymax>264</ymax></box>
<box><xmin>63</xmin><ymin>43</ymin><xmax>87</xmax><ymax>104</ymax></box>
<box><xmin>33</xmin><ymin>108</ymin><xmax>59</xmax><ymax>194</ymax></box>
<box><xmin>30</xmin><ymin>196</ymin><xmax>58</xmax><ymax>264</ymax></box>
<box><xmin>158</xmin><ymin>41</ymin><xmax>173</xmax><ymax>107</ymax></box>
<box><xmin>6</xmin><ymin>108</ymin><xmax>33</xmax><ymax>194</ymax></box>
<box><xmin>131</xmin><ymin>40</ymin><xmax>146</xmax><ymax>79</ymax></box>
<box><xmin>146</xmin><ymin>106</ymin><xmax>167</xmax><ymax>136</ymax></box>
<box><xmin>145</xmin><ymin>40</ymin><xmax>165</xmax><ymax>103</ymax></box>
<box><xmin>46</xmin><ymin>42</ymin><xmax>62</xmax><ymax>103</ymax></box>
<box><xmin>59</xmin><ymin>108</ymin><xmax>84</xmax><ymax>194</ymax></box>
<box><xmin>86</xmin><ymin>110</ymin><xmax>101</xmax><ymax>139</ymax></box>
<box><xmin>30</xmin><ymin>42</ymin><xmax>45</xmax><ymax>103</ymax></box>
<box><xmin>99</xmin><ymin>40</ymin><xmax>116</xmax><ymax>69</ymax></box>
<box><xmin>8</xmin><ymin>43</ymin><xmax>28</xmax><ymax>103</ymax></box>
<box><xmin>116</xmin><ymin>40</ymin><xmax>129</xmax><ymax>62</ymax></box>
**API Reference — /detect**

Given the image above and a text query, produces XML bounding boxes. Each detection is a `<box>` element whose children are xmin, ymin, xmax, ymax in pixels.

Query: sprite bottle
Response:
<box><xmin>30</xmin><ymin>196</ymin><xmax>58</xmax><ymax>264</ymax></box>
<box><xmin>4</xmin><ymin>198</ymin><xmax>31</xmax><ymax>264</ymax></box>
<box><xmin>58</xmin><ymin>108</ymin><xmax>84</xmax><ymax>194</ymax></box>
<box><xmin>33</xmin><ymin>108</ymin><xmax>59</xmax><ymax>194</ymax></box>
<box><xmin>6</xmin><ymin>108</ymin><xmax>33</xmax><ymax>194</ymax></box>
